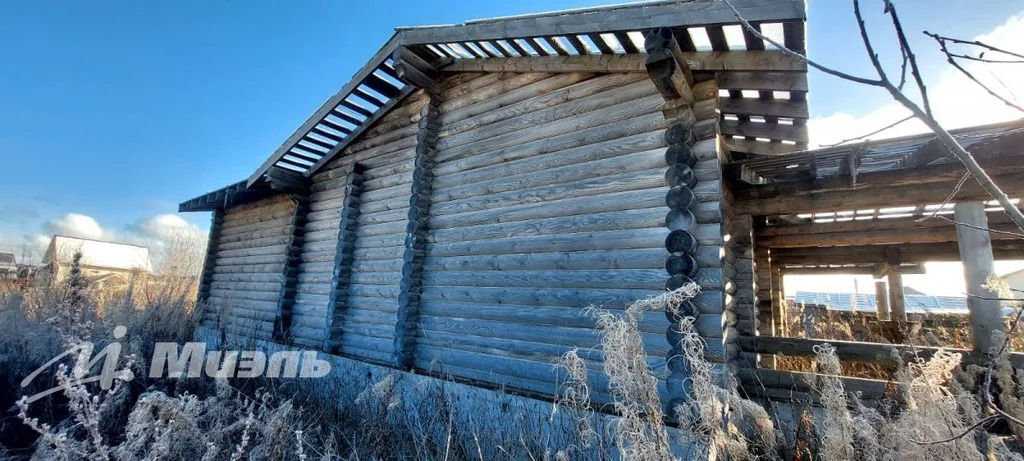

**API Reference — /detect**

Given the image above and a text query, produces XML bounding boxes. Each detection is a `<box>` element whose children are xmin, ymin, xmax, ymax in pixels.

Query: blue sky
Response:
<box><xmin>1</xmin><ymin>0</ymin><xmax>1022</xmax><ymax>265</ymax></box>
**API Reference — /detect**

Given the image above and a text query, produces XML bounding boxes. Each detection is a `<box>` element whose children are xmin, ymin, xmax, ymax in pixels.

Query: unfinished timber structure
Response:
<box><xmin>180</xmin><ymin>0</ymin><xmax>1024</xmax><ymax>410</ymax></box>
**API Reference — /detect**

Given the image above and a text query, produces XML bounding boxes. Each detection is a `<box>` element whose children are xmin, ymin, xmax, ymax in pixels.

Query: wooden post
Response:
<box><xmin>954</xmin><ymin>201</ymin><xmax>1005</xmax><ymax>353</ymax></box>
<box><xmin>874</xmin><ymin>280</ymin><xmax>890</xmax><ymax>321</ymax></box>
<box><xmin>887</xmin><ymin>271</ymin><xmax>907</xmax><ymax>322</ymax></box>
<box><xmin>393</xmin><ymin>92</ymin><xmax>440</xmax><ymax>369</ymax></box>
<box><xmin>391</xmin><ymin>47</ymin><xmax>443</xmax><ymax>370</ymax></box>
<box><xmin>323</xmin><ymin>165</ymin><xmax>366</xmax><ymax>353</ymax></box>
<box><xmin>273</xmin><ymin>194</ymin><xmax>309</xmax><ymax>342</ymax></box>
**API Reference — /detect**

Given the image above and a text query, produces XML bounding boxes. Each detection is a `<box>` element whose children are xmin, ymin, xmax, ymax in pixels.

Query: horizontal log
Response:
<box><xmin>734</xmin><ymin>172</ymin><xmax>1024</xmax><ymax>215</ymax></box>
<box><xmin>440</xmin><ymin>51</ymin><xmax>805</xmax><ymax>73</ymax></box>
<box><xmin>717</xmin><ymin>71</ymin><xmax>808</xmax><ymax>91</ymax></box>
<box><xmin>726</xmin><ymin>138</ymin><xmax>804</xmax><ymax>157</ymax></box>
<box><xmin>737</xmin><ymin>336</ymin><xmax>1024</xmax><ymax>369</ymax></box>
<box><xmin>772</xmin><ymin>241</ymin><xmax>1024</xmax><ymax>264</ymax></box>
<box><xmin>434</xmin><ymin>128</ymin><xmax>666</xmax><ymax>188</ymax></box>
<box><xmin>427</xmin><ymin>207</ymin><xmax>665</xmax><ymax>244</ymax></box>
<box><xmin>422</xmin><ymin>269</ymin><xmax>667</xmax><ymax>290</ymax></box>
<box><xmin>439</xmin><ymin>72</ymin><xmax>646</xmax><ymax>138</ymax></box>
<box><xmin>433</xmin><ymin>148</ymin><xmax>664</xmax><ymax>204</ymax></box>
<box><xmin>440</xmin><ymin>72</ymin><xmax>596</xmax><ymax>128</ymax></box>
<box><xmin>429</xmin><ymin>187</ymin><xmax>666</xmax><ymax>229</ymax></box>
<box><xmin>431</xmin><ymin>168</ymin><xmax>665</xmax><ymax>217</ymax></box>
<box><xmin>720</xmin><ymin>98</ymin><xmax>808</xmax><ymax>119</ymax></box>
<box><xmin>435</xmin><ymin>93</ymin><xmax>664</xmax><ymax>164</ymax></box>
<box><xmin>426</xmin><ymin>227</ymin><xmax>667</xmax><ymax>257</ymax></box>
<box><xmin>720</xmin><ymin>119</ymin><xmax>808</xmax><ymax>143</ymax></box>
<box><xmin>434</xmin><ymin>112</ymin><xmax>669</xmax><ymax>175</ymax></box>
<box><xmin>761</xmin><ymin>222</ymin><xmax>1024</xmax><ymax>248</ymax></box>
<box><xmin>399</xmin><ymin>0</ymin><xmax>804</xmax><ymax>44</ymax></box>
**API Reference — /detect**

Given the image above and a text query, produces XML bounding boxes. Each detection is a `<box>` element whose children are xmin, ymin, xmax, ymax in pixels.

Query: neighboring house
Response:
<box><xmin>1003</xmin><ymin>268</ymin><xmax>1024</xmax><ymax>298</ymax></box>
<box><xmin>0</xmin><ymin>252</ymin><xmax>16</xmax><ymax>279</ymax></box>
<box><xmin>42</xmin><ymin>235</ymin><xmax>151</xmax><ymax>288</ymax></box>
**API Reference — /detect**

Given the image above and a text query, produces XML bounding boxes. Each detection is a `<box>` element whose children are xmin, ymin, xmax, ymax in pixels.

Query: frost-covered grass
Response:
<box><xmin>3</xmin><ymin>260</ymin><xmax>1024</xmax><ymax>459</ymax></box>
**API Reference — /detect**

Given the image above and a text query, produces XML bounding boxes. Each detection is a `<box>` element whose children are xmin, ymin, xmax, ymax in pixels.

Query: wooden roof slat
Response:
<box><xmin>587</xmin><ymin>34</ymin><xmax>614</xmax><ymax>54</ymax></box>
<box><xmin>363</xmin><ymin>72</ymin><xmax>403</xmax><ymax>98</ymax></box>
<box><xmin>505</xmin><ymin>38</ymin><xmax>531</xmax><ymax>56</ymax></box>
<box><xmin>721</xmin><ymin>119</ymin><xmax>808</xmax><ymax>143</ymax></box>
<box><xmin>717</xmin><ymin>71</ymin><xmax>807</xmax><ymax>91</ymax></box>
<box><xmin>352</xmin><ymin>87</ymin><xmax>387</xmax><ymax>105</ymax></box>
<box><xmin>310</xmin><ymin>127</ymin><xmax>344</xmax><ymax>143</ymax></box>
<box><xmin>300</xmin><ymin>136</ymin><xmax>335</xmax><ymax>151</ymax></box>
<box><xmin>340</xmin><ymin>100</ymin><xmax>374</xmax><ymax>118</ymax></box>
<box><xmin>319</xmin><ymin>118</ymin><xmax>353</xmax><ymax>135</ymax></box>
<box><xmin>721</xmin><ymin>97</ymin><xmax>808</xmax><ymax>119</ymax></box>
<box><xmin>565</xmin><ymin>35</ymin><xmax>589</xmax><ymax>55</ymax></box>
<box><xmin>613</xmin><ymin>31</ymin><xmax>639</xmax><ymax>53</ymax></box>
<box><xmin>705</xmin><ymin>25</ymin><xmax>730</xmax><ymax>51</ymax></box>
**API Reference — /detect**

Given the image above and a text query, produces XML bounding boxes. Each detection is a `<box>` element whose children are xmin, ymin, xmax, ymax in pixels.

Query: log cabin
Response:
<box><xmin>179</xmin><ymin>0</ymin><xmax>1024</xmax><ymax>412</ymax></box>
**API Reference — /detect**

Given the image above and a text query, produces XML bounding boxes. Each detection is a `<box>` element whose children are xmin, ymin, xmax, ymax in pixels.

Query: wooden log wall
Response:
<box><xmin>292</xmin><ymin>91</ymin><xmax>429</xmax><ymax>353</ymax></box>
<box><xmin>197</xmin><ymin>208</ymin><xmax>224</xmax><ymax>309</ymax></box>
<box><xmin>416</xmin><ymin>70</ymin><xmax>690</xmax><ymax>401</ymax></box>
<box><xmin>206</xmin><ymin>194</ymin><xmax>297</xmax><ymax>339</ymax></box>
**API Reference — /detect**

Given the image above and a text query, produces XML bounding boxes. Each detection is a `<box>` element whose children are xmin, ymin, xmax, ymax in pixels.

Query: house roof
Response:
<box><xmin>730</xmin><ymin>119</ymin><xmax>1024</xmax><ymax>185</ymax></box>
<box><xmin>0</xmin><ymin>253</ymin><xmax>14</xmax><ymax>265</ymax></box>
<box><xmin>182</xmin><ymin>0</ymin><xmax>808</xmax><ymax>211</ymax></box>
<box><xmin>43</xmin><ymin>235</ymin><xmax>152</xmax><ymax>273</ymax></box>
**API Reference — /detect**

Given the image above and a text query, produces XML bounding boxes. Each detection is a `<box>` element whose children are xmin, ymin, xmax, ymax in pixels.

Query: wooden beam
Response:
<box><xmin>248</xmin><ymin>33</ymin><xmax>401</xmax><ymax>186</ymax></box>
<box><xmin>954</xmin><ymin>202</ymin><xmax>1005</xmax><ymax>353</ymax></box>
<box><xmin>874</xmin><ymin>280</ymin><xmax>890</xmax><ymax>321</ymax></box>
<box><xmin>733</xmin><ymin>171</ymin><xmax>1024</xmax><ymax>215</ymax></box>
<box><xmin>738</xmin><ymin>368</ymin><xmax>889</xmax><ymax>400</ymax></box>
<box><xmin>781</xmin><ymin>265</ymin><xmax>925</xmax><ymax>276</ymax></box>
<box><xmin>440</xmin><ymin>50</ymin><xmax>806</xmax><ymax>74</ymax></box>
<box><xmin>726</xmin><ymin>138</ymin><xmax>804</xmax><ymax>157</ymax></box>
<box><xmin>721</xmin><ymin>119</ymin><xmax>808</xmax><ymax>143</ymax></box>
<box><xmin>717</xmin><ymin>71</ymin><xmax>807</xmax><ymax>92</ymax></box>
<box><xmin>887</xmin><ymin>270</ymin><xmax>907</xmax><ymax>322</ymax></box>
<box><xmin>760</xmin><ymin>222</ymin><xmax>1023</xmax><ymax>248</ymax></box>
<box><xmin>644</xmin><ymin>27</ymin><xmax>694</xmax><ymax>104</ymax></box>
<box><xmin>720</xmin><ymin>97</ymin><xmax>808</xmax><ymax>119</ymax></box>
<box><xmin>733</xmin><ymin>161</ymin><xmax>1024</xmax><ymax>201</ymax></box>
<box><xmin>398</xmin><ymin>0</ymin><xmax>806</xmax><ymax>45</ymax></box>
<box><xmin>772</xmin><ymin>241</ymin><xmax>1024</xmax><ymax>265</ymax></box>
<box><xmin>737</xmin><ymin>336</ymin><xmax>1024</xmax><ymax>369</ymax></box>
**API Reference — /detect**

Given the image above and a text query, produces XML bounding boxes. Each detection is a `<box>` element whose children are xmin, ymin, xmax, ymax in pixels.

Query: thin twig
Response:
<box><xmin>883</xmin><ymin>1</ymin><xmax>932</xmax><ymax>117</ymax></box>
<box><xmin>922</xmin><ymin>32</ymin><xmax>1024</xmax><ymax>60</ymax></box>
<box><xmin>913</xmin><ymin>415</ymin><xmax>999</xmax><ymax>445</ymax></box>
<box><xmin>925</xmin><ymin>31</ymin><xmax>1024</xmax><ymax>114</ymax></box>
<box><xmin>932</xmin><ymin>215</ymin><xmax>1024</xmax><ymax>238</ymax></box>
<box><xmin>819</xmin><ymin>115</ymin><xmax>914</xmax><ymax>148</ymax></box>
<box><xmin>916</xmin><ymin>172</ymin><xmax>971</xmax><ymax>222</ymax></box>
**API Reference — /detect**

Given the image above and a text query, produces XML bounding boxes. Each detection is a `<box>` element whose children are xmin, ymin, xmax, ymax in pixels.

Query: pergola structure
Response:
<box><xmin>728</xmin><ymin>120</ymin><xmax>1024</xmax><ymax>398</ymax></box>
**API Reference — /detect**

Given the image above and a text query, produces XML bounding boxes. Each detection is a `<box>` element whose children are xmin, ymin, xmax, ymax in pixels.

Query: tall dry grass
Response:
<box><xmin>3</xmin><ymin>255</ymin><xmax>1024</xmax><ymax>459</ymax></box>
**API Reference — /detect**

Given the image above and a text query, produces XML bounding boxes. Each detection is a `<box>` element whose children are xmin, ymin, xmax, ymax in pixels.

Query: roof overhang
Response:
<box><xmin>183</xmin><ymin>0</ymin><xmax>810</xmax><ymax>209</ymax></box>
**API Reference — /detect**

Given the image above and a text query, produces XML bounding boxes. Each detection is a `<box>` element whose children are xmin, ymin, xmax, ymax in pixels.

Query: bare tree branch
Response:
<box><xmin>925</xmin><ymin>31</ymin><xmax>1024</xmax><ymax>114</ymax></box>
<box><xmin>819</xmin><ymin>115</ymin><xmax>914</xmax><ymax>148</ymax></box>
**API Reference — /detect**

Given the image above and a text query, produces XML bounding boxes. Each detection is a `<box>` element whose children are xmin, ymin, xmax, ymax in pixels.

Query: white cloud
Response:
<box><xmin>126</xmin><ymin>213</ymin><xmax>206</xmax><ymax>247</ymax></box>
<box><xmin>809</xmin><ymin>12</ymin><xmax>1024</xmax><ymax>147</ymax></box>
<box><xmin>43</xmin><ymin>213</ymin><xmax>116</xmax><ymax>242</ymax></box>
